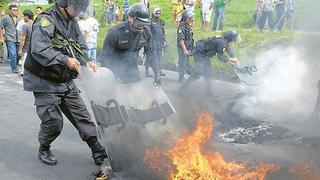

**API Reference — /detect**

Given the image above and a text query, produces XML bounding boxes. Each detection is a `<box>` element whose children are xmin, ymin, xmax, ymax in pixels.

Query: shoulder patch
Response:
<box><xmin>40</xmin><ymin>17</ymin><xmax>51</xmax><ymax>27</ymax></box>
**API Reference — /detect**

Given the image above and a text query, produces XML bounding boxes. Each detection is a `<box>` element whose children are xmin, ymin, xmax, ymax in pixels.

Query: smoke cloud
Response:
<box><xmin>231</xmin><ymin>0</ymin><xmax>320</xmax><ymax>130</ymax></box>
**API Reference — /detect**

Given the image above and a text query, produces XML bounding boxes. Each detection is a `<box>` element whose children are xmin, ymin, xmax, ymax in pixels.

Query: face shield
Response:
<box><xmin>67</xmin><ymin>0</ymin><xmax>89</xmax><ymax>17</ymax></box>
<box><xmin>132</xmin><ymin>17</ymin><xmax>150</xmax><ymax>31</ymax></box>
<box><xmin>234</xmin><ymin>34</ymin><xmax>243</xmax><ymax>44</ymax></box>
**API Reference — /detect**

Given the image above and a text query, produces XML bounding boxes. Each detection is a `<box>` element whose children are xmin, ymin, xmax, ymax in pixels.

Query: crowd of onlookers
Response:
<box><xmin>0</xmin><ymin>4</ymin><xmax>41</xmax><ymax>75</ymax></box>
<box><xmin>0</xmin><ymin>4</ymin><xmax>100</xmax><ymax>75</ymax></box>
<box><xmin>99</xmin><ymin>0</ymin><xmax>295</xmax><ymax>32</ymax></box>
<box><xmin>254</xmin><ymin>0</ymin><xmax>295</xmax><ymax>31</ymax></box>
<box><xmin>0</xmin><ymin>0</ymin><xmax>296</xmax><ymax>75</ymax></box>
<box><xmin>100</xmin><ymin>0</ymin><xmax>129</xmax><ymax>26</ymax></box>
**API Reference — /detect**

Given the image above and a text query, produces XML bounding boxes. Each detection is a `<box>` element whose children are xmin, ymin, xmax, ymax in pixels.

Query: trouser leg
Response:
<box><xmin>34</xmin><ymin>92</ymin><xmax>64</xmax><ymax>150</ymax></box>
<box><xmin>59</xmin><ymin>87</ymin><xmax>98</xmax><ymax>141</ymax></box>
<box><xmin>219</xmin><ymin>7</ymin><xmax>225</xmax><ymax>30</ymax></box>
<box><xmin>177</xmin><ymin>47</ymin><xmax>187</xmax><ymax>79</ymax></box>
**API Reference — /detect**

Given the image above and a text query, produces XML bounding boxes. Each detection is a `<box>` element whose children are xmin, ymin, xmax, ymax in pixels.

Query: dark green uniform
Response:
<box><xmin>100</xmin><ymin>22</ymin><xmax>159</xmax><ymax>84</ymax></box>
<box><xmin>177</xmin><ymin>21</ymin><xmax>193</xmax><ymax>78</ymax></box>
<box><xmin>23</xmin><ymin>5</ymin><xmax>99</xmax><ymax>152</ymax></box>
<box><xmin>179</xmin><ymin>36</ymin><xmax>235</xmax><ymax>95</ymax></box>
<box><xmin>145</xmin><ymin>16</ymin><xmax>166</xmax><ymax>71</ymax></box>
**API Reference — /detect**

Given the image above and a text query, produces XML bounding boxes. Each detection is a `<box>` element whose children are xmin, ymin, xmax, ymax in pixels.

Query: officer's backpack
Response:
<box><xmin>193</xmin><ymin>36</ymin><xmax>223</xmax><ymax>56</ymax></box>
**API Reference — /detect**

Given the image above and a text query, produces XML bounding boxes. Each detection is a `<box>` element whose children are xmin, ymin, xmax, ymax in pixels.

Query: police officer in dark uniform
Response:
<box><xmin>177</xmin><ymin>10</ymin><xmax>194</xmax><ymax>83</ymax></box>
<box><xmin>178</xmin><ymin>30</ymin><xmax>240</xmax><ymax>96</ymax></box>
<box><xmin>145</xmin><ymin>7</ymin><xmax>167</xmax><ymax>77</ymax></box>
<box><xmin>100</xmin><ymin>3</ymin><xmax>161</xmax><ymax>86</ymax></box>
<box><xmin>23</xmin><ymin>0</ymin><xmax>110</xmax><ymax>167</ymax></box>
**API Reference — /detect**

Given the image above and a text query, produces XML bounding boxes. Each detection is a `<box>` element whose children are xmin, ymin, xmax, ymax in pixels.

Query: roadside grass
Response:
<box><xmin>93</xmin><ymin>0</ymin><xmax>294</xmax><ymax>74</ymax></box>
<box><xmin>6</xmin><ymin>0</ymin><xmax>299</xmax><ymax>74</ymax></box>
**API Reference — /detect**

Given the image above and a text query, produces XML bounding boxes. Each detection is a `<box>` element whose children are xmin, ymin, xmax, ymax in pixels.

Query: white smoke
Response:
<box><xmin>233</xmin><ymin>46</ymin><xmax>315</xmax><ymax>122</ymax></box>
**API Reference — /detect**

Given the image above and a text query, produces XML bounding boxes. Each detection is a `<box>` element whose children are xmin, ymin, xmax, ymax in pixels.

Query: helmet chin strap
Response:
<box><xmin>62</xmin><ymin>6</ymin><xmax>73</xmax><ymax>20</ymax></box>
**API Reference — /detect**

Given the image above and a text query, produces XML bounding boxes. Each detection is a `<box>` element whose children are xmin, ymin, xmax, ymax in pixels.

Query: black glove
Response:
<box><xmin>153</xmin><ymin>75</ymin><xmax>161</xmax><ymax>87</ymax></box>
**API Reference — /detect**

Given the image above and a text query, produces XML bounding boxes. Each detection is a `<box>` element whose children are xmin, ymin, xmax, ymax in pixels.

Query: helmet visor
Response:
<box><xmin>68</xmin><ymin>0</ymin><xmax>89</xmax><ymax>15</ymax></box>
<box><xmin>133</xmin><ymin>17</ymin><xmax>150</xmax><ymax>30</ymax></box>
<box><xmin>234</xmin><ymin>34</ymin><xmax>242</xmax><ymax>43</ymax></box>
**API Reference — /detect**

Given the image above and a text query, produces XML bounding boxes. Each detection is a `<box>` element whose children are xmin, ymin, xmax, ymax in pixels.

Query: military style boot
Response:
<box><xmin>38</xmin><ymin>146</ymin><xmax>57</xmax><ymax>166</ymax></box>
<box><xmin>87</xmin><ymin>138</ymin><xmax>109</xmax><ymax>166</ymax></box>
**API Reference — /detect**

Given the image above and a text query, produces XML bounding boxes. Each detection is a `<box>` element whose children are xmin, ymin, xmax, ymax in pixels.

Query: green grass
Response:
<box><xmin>6</xmin><ymin>0</ymin><xmax>302</xmax><ymax>74</ymax></box>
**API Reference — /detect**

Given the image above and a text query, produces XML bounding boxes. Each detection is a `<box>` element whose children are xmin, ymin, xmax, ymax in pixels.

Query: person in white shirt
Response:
<box><xmin>84</xmin><ymin>15</ymin><xmax>99</xmax><ymax>63</ymax></box>
<box><xmin>77</xmin><ymin>13</ymin><xmax>87</xmax><ymax>39</ymax></box>
<box><xmin>184</xmin><ymin>0</ymin><xmax>196</xmax><ymax>12</ymax></box>
<box><xmin>201</xmin><ymin>0</ymin><xmax>214</xmax><ymax>29</ymax></box>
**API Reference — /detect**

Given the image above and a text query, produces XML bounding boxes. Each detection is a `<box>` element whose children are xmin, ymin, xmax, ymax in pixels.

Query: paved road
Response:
<box><xmin>1</xmin><ymin>62</ymin><xmax>320</xmax><ymax>180</ymax></box>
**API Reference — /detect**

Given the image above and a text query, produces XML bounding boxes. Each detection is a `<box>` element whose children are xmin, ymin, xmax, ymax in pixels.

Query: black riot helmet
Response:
<box><xmin>56</xmin><ymin>0</ymin><xmax>89</xmax><ymax>14</ymax></box>
<box><xmin>222</xmin><ymin>30</ymin><xmax>240</xmax><ymax>43</ymax></box>
<box><xmin>128</xmin><ymin>3</ymin><xmax>150</xmax><ymax>24</ymax></box>
<box><xmin>181</xmin><ymin>10</ymin><xmax>194</xmax><ymax>22</ymax></box>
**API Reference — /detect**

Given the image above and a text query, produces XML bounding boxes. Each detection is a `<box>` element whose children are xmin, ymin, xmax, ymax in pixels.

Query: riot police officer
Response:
<box><xmin>23</xmin><ymin>0</ymin><xmax>110</xmax><ymax>167</ymax></box>
<box><xmin>145</xmin><ymin>7</ymin><xmax>167</xmax><ymax>77</ymax></box>
<box><xmin>178</xmin><ymin>30</ymin><xmax>240</xmax><ymax>96</ymax></box>
<box><xmin>100</xmin><ymin>3</ymin><xmax>161</xmax><ymax>85</ymax></box>
<box><xmin>177</xmin><ymin>10</ymin><xmax>194</xmax><ymax>83</ymax></box>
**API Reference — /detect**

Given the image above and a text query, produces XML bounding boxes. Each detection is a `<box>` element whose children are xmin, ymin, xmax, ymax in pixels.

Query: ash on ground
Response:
<box><xmin>215</xmin><ymin>113</ymin><xmax>301</xmax><ymax>144</ymax></box>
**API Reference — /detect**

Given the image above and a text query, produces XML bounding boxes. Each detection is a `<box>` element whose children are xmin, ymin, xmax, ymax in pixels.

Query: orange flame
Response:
<box><xmin>144</xmin><ymin>112</ymin><xmax>278</xmax><ymax>180</ymax></box>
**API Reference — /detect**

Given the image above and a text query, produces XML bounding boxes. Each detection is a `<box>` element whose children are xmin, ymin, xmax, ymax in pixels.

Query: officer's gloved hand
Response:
<box><xmin>153</xmin><ymin>75</ymin><xmax>161</xmax><ymax>87</ymax></box>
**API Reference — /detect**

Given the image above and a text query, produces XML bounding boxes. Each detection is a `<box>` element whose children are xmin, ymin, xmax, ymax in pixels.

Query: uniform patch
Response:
<box><xmin>40</xmin><ymin>17</ymin><xmax>51</xmax><ymax>27</ymax></box>
<box><xmin>119</xmin><ymin>40</ymin><xmax>128</xmax><ymax>44</ymax></box>
<box><xmin>223</xmin><ymin>48</ymin><xmax>226</xmax><ymax>52</ymax></box>
<box><xmin>178</xmin><ymin>29</ymin><xmax>182</xmax><ymax>33</ymax></box>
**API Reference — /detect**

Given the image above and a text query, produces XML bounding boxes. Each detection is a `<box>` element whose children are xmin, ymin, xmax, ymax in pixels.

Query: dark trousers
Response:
<box><xmin>180</xmin><ymin>55</ymin><xmax>213</xmax><ymax>92</ymax></box>
<box><xmin>177</xmin><ymin>46</ymin><xmax>191</xmax><ymax>77</ymax></box>
<box><xmin>275</xmin><ymin>4</ymin><xmax>286</xmax><ymax>30</ymax></box>
<box><xmin>34</xmin><ymin>87</ymin><xmax>98</xmax><ymax>149</ymax></box>
<box><xmin>258</xmin><ymin>10</ymin><xmax>274</xmax><ymax>31</ymax></box>
<box><xmin>145</xmin><ymin>47</ymin><xmax>162</xmax><ymax>70</ymax></box>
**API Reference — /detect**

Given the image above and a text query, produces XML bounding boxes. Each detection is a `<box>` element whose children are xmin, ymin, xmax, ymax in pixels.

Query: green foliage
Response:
<box><xmin>11</xmin><ymin>0</ymin><xmax>298</xmax><ymax>74</ymax></box>
<box><xmin>93</xmin><ymin>0</ymin><xmax>296</xmax><ymax>74</ymax></box>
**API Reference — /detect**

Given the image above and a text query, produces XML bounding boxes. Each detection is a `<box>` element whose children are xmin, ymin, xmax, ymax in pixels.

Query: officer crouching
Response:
<box><xmin>178</xmin><ymin>30</ymin><xmax>241</xmax><ymax>96</ymax></box>
<box><xmin>99</xmin><ymin>3</ymin><xmax>161</xmax><ymax>86</ymax></box>
<box><xmin>23</xmin><ymin>0</ymin><xmax>110</xmax><ymax>167</ymax></box>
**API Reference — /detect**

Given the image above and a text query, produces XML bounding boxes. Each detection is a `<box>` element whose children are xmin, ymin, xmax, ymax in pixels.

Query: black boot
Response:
<box><xmin>38</xmin><ymin>146</ymin><xmax>57</xmax><ymax>166</ymax></box>
<box><xmin>87</xmin><ymin>139</ymin><xmax>108</xmax><ymax>166</ymax></box>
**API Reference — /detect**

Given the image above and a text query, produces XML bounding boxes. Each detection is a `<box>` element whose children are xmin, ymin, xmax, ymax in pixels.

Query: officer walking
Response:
<box><xmin>100</xmin><ymin>3</ymin><xmax>161</xmax><ymax>86</ymax></box>
<box><xmin>23</xmin><ymin>0</ymin><xmax>110</xmax><ymax>168</ymax></box>
<box><xmin>177</xmin><ymin>10</ymin><xmax>194</xmax><ymax>83</ymax></box>
<box><xmin>145</xmin><ymin>7</ymin><xmax>167</xmax><ymax>77</ymax></box>
<box><xmin>178</xmin><ymin>30</ymin><xmax>240</xmax><ymax>96</ymax></box>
